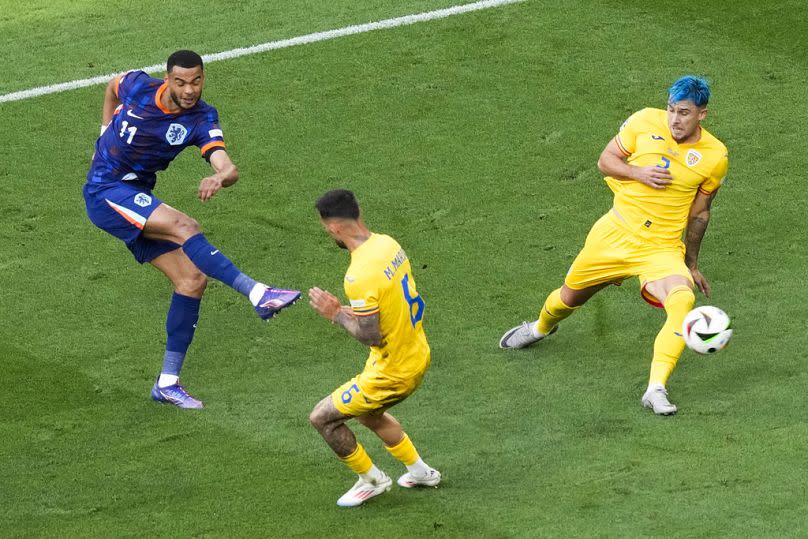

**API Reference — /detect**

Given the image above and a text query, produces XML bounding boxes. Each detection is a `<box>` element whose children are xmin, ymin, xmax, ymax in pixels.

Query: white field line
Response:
<box><xmin>0</xmin><ymin>0</ymin><xmax>524</xmax><ymax>104</ymax></box>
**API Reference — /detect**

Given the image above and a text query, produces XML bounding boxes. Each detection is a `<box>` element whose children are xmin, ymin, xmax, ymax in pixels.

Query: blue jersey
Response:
<box><xmin>87</xmin><ymin>70</ymin><xmax>226</xmax><ymax>190</ymax></box>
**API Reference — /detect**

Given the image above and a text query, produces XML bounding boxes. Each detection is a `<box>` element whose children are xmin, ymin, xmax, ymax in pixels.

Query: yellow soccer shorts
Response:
<box><xmin>332</xmin><ymin>367</ymin><xmax>427</xmax><ymax>417</ymax></box>
<box><xmin>564</xmin><ymin>211</ymin><xmax>694</xmax><ymax>308</ymax></box>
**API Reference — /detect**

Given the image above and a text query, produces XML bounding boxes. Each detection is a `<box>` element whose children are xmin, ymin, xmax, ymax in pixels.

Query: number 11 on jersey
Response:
<box><xmin>119</xmin><ymin>121</ymin><xmax>137</xmax><ymax>144</ymax></box>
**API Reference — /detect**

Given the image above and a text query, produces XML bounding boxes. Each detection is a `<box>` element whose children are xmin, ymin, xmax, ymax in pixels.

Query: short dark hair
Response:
<box><xmin>315</xmin><ymin>189</ymin><xmax>360</xmax><ymax>219</ymax></box>
<box><xmin>167</xmin><ymin>50</ymin><xmax>204</xmax><ymax>73</ymax></box>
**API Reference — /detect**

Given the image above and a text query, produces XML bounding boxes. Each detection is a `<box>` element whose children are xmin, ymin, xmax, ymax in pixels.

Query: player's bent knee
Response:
<box><xmin>309</xmin><ymin>406</ymin><xmax>330</xmax><ymax>431</ymax></box>
<box><xmin>176</xmin><ymin>216</ymin><xmax>202</xmax><ymax>239</ymax></box>
<box><xmin>310</xmin><ymin>398</ymin><xmax>347</xmax><ymax>432</ymax></box>
<box><xmin>176</xmin><ymin>272</ymin><xmax>207</xmax><ymax>297</ymax></box>
<box><xmin>310</xmin><ymin>412</ymin><xmax>338</xmax><ymax>434</ymax></box>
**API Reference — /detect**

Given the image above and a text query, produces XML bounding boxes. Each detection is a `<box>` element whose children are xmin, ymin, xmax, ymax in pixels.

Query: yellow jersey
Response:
<box><xmin>344</xmin><ymin>233</ymin><xmax>430</xmax><ymax>382</ymax></box>
<box><xmin>607</xmin><ymin>107</ymin><xmax>728</xmax><ymax>247</ymax></box>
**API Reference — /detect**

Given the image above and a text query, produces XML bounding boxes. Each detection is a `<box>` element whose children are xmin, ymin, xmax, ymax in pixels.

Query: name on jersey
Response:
<box><xmin>383</xmin><ymin>249</ymin><xmax>408</xmax><ymax>281</ymax></box>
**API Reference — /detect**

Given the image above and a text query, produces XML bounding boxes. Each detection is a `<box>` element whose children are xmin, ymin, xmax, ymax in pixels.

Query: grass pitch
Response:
<box><xmin>1</xmin><ymin>0</ymin><xmax>807</xmax><ymax>536</ymax></box>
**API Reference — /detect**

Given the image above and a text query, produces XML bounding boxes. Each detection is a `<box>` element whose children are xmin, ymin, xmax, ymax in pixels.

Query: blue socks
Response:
<box><xmin>161</xmin><ymin>234</ymin><xmax>264</xmax><ymax>385</ymax></box>
<box><xmin>161</xmin><ymin>292</ymin><xmax>201</xmax><ymax>379</ymax></box>
<box><xmin>181</xmin><ymin>233</ymin><xmax>256</xmax><ymax>297</ymax></box>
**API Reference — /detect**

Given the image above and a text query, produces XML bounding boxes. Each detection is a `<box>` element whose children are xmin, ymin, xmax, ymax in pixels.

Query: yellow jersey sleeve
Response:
<box><xmin>699</xmin><ymin>152</ymin><xmax>728</xmax><ymax>194</ymax></box>
<box><xmin>615</xmin><ymin>108</ymin><xmax>652</xmax><ymax>156</ymax></box>
<box><xmin>345</xmin><ymin>277</ymin><xmax>380</xmax><ymax>317</ymax></box>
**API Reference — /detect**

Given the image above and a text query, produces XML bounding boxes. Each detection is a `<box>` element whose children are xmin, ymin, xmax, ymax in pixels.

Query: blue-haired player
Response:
<box><xmin>83</xmin><ymin>50</ymin><xmax>300</xmax><ymax>409</ymax></box>
<box><xmin>500</xmin><ymin>76</ymin><xmax>729</xmax><ymax>416</ymax></box>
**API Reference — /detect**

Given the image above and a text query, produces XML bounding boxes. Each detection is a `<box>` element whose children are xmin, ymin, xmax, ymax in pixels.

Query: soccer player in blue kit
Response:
<box><xmin>83</xmin><ymin>50</ymin><xmax>300</xmax><ymax>409</ymax></box>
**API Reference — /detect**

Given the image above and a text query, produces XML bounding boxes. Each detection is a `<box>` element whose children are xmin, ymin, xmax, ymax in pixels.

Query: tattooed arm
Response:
<box><xmin>309</xmin><ymin>287</ymin><xmax>382</xmax><ymax>346</ymax></box>
<box><xmin>333</xmin><ymin>310</ymin><xmax>383</xmax><ymax>347</ymax></box>
<box><xmin>685</xmin><ymin>189</ymin><xmax>719</xmax><ymax>297</ymax></box>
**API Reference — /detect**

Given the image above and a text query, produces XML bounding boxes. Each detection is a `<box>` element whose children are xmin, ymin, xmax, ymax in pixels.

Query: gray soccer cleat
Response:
<box><xmin>642</xmin><ymin>385</ymin><xmax>678</xmax><ymax>415</ymax></box>
<box><xmin>499</xmin><ymin>321</ymin><xmax>557</xmax><ymax>349</ymax></box>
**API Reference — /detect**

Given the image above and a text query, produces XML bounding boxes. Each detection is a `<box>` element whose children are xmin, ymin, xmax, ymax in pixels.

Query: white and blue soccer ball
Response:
<box><xmin>682</xmin><ymin>305</ymin><xmax>733</xmax><ymax>354</ymax></box>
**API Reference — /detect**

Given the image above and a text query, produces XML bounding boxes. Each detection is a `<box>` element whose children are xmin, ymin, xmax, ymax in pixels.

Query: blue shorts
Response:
<box><xmin>83</xmin><ymin>181</ymin><xmax>180</xmax><ymax>264</ymax></box>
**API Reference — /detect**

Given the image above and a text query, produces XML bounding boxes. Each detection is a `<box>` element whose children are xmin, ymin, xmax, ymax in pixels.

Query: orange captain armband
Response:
<box><xmin>113</xmin><ymin>73</ymin><xmax>125</xmax><ymax>97</ymax></box>
<box><xmin>200</xmin><ymin>141</ymin><xmax>226</xmax><ymax>161</ymax></box>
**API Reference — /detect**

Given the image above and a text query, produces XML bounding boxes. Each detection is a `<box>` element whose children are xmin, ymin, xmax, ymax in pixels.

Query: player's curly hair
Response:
<box><xmin>316</xmin><ymin>189</ymin><xmax>360</xmax><ymax>219</ymax></box>
<box><xmin>668</xmin><ymin>75</ymin><xmax>710</xmax><ymax>107</ymax></box>
<box><xmin>167</xmin><ymin>50</ymin><xmax>204</xmax><ymax>73</ymax></box>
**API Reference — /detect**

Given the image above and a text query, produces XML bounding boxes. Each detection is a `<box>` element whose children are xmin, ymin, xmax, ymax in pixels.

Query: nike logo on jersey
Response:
<box><xmin>651</xmin><ymin>134</ymin><xmax>665</xmax><ymax>140</ymax></box>
<box><xmin>127</xmin><ymin>109</ymin><xmax>144</xmax><ymax>119</ymax></box>
<box><xmin>210</xmin><ymin>250</ymin><xmax>219</xmax><ymax>255</ymax></box>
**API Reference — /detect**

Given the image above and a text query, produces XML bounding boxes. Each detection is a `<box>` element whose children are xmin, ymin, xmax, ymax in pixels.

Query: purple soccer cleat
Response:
<box><xmin>151</xmin><ymin>382</ymin><xmax>204</xmax><ymax>409</ymax></box>
<box><xmin>255</xmin><ymin>286</ymin><xmax>301</xmax><ymax>320</ymax></box>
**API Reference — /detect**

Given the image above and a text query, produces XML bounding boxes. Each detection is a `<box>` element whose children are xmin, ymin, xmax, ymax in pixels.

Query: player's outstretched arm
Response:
<box><xmin>198</xmin><ymin>150</ymin><xmax>239</xmax><ymax>202</ymax></box>
<box><xmin>685</xmin><ymin>189</ymin><xmax>718</xmax><ymax>297</ymax></box>
<box><xmin>101</xmin><ymin>75</ymin><xmax>123</xmax><ymax>132</ymax></box>
<box><xmin>597</xmin><ymin>138</ymin><xmax>672</xmax><ymax>189</ymax></box>
<box><xmin>308</xmin><ymin>287</ymin><xmax>382</xmax><ymax>347</ymax></box>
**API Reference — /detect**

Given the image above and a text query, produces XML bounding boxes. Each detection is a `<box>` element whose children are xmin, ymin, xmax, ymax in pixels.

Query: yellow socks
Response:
<box><xmin>649</xmin><ymin>286</ymin><xmax>695</xmax><ymax>386</ymax></box>
<box><xmin>537</xmin><ymin>288</ymin><xmax>578</xmax><ymax>335</ymax></box>
<box><xmin>386</xmin><ymin>433</ymin><xmax>433</xmax><ymax>476</ymax></box>
<box><xmin>340</xmin><ymin>443</ymin><xmax>373</xmax><ymax>475</ymax></box>
<box><xmin>385</xmin><ymin>433</ymin><xmax>419</xmax><ymax>466</ymax></box>
<box><xmin>341</xmin><ymin>436</ymin><xmax>425</xmax><ymax>477</ymax></box>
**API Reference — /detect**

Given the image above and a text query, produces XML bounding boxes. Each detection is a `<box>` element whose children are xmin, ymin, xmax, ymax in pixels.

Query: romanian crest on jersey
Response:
<box><xmin>166</xmin><ymin>123</ymin><xmax>188</xmax><ymax>146</ymax></box>
<box><xmin>686</xmin><ymin>149</ymin><xmax>702</xmax><ymax>167</ymax></box>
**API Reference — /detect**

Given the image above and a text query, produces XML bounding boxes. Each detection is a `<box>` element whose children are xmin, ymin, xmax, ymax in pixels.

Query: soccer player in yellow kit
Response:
<box><xmin>308</xmin><ymin>189</ymin><xmax>441</xmax><ymax>507</ymax></box>
<box><xmin>499</xmin><ymin>76</ymin><xmax>728</xmax><ymax>415</ymax></box>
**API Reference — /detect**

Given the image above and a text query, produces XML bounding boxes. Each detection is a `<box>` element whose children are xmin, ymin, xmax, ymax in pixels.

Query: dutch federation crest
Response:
<box><xmin>134</xmin><ymin>193</ymin><xmax>152</xmax><ymax>207</ymax></box>
<box><xmin>686</xmin><ymin>149</ymin><xmax>702</xmax><ymax>167</ymax></box>
<box><xmin>166</xmin><ymin>123</ymin><xmax>188</xmax><ymax>146</ymax></box>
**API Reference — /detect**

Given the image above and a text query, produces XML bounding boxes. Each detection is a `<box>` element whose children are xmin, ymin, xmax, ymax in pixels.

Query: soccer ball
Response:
<box><xmin>682</xmin><ymin>306</ymin><xmax>733</xmax><ymax>354</ymax></box>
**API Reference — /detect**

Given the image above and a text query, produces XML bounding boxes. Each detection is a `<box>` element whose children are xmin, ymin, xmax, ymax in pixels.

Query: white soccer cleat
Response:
<box><xmin>499</xmin><ymin>321</ymin><xmax>556</xmax><ymax>349</ymax></box>
<box><xmin>642</xmin><ymin>385</ymin><xmax>678</xmax><ymax>415</ymax></box>
<box><xmin>336</xmin><ymin>474</ymin><xmax>392</xmax><ymax>507</ymax></box>
<box><xmin>397</xmin><ymin>468</ymin><xmax>441</xmax><ymax>488</ymax></box>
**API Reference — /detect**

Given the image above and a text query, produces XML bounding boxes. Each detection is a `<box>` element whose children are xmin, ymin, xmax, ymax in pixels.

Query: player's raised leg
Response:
<box><xmin>499</xmin><ymin>284</ymin><xmax>604</xmax><ymax>349</ymax></box>
<box><xmin>309</xmin><ymin>396</ymin><xmax>391</xmax><ymax>507</ymax></box>
<box><xmin>357</xmin><ymin>412</ymin><xmax>441</xmax><ymax>488</ymax></box>
<box><xmin>641</xmin><ymin>276</ymin><xmax>695</xmax><ymax>415</ymax></box>
<box><xmin>143</xmin><ymin>204</ymin><xmax>300</xmax><ymax>319</ymax></box>
<box><xmin>148</xmin><ymin>248</ymin><xmax>206</xmax><ymax>408</ymax></box>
